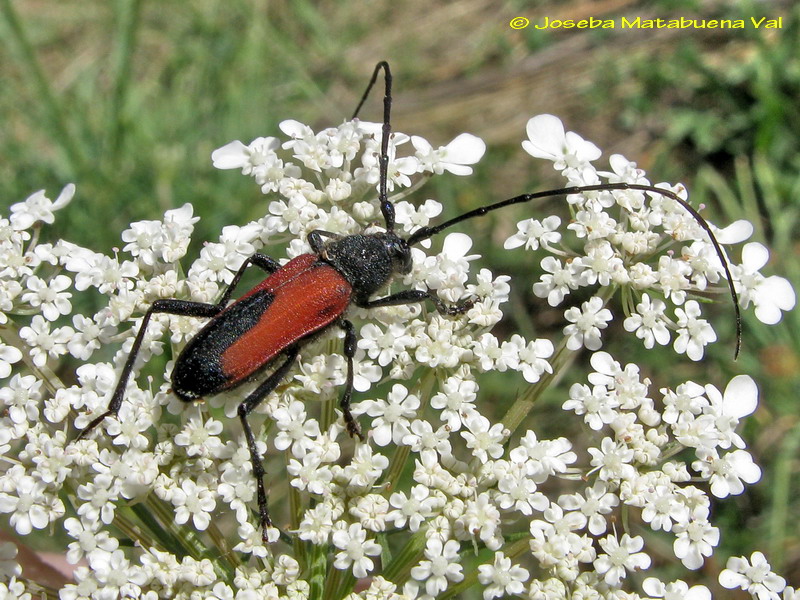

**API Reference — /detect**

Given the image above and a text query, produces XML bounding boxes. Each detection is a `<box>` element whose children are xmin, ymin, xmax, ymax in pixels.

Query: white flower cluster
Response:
<box><xmin>512</xmin><ymin>114</ymin><xmax>795</xmax><ymax>360</ymax></box>
<box><xmin>0</xmin><ymin>114</ymin><xmax>795</xmax><ymax>600</ymax></box>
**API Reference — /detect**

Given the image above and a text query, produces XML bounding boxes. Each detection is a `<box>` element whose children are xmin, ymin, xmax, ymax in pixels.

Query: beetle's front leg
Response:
<box><xmin>356</xmin><ymin>289</ymin><xmax>474</xmax><ymax>315</ymax></box>
<box><xmin>308</xmin><ymin>230</ymin><xmax>341</xmax><ymax>253</ymax></box>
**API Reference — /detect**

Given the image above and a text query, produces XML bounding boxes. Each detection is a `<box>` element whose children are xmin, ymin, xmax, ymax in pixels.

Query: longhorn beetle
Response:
<box><xmin>76</xmin><ymin>61</ymin><xmax>741</xmax><ymax>541</ymax></box>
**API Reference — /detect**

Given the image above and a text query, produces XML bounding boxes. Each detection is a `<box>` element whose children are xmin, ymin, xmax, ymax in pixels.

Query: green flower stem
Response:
<box><xmin>206</xmin><ymin>519</ymin><xmax>241</xmax><ymax>574</ymax></box>
<box><xmin>381</xmin><ymin>528</ymin><xmax>427</xmax><ymax>584</ymax></box>
<box><xmin>322</xmin><ymin>560</ymin><xmax>348</xmax><ymax>600</ymax></box>
<box><xmin>128</xmin><ymin>501</ymin><xmax>190</xmax><ymax>558</ymax></box>
<box><xmin>22</xmin><ymin>579</ymin><xmax>61</xmax><ymax>600</ymax></box>
<box><xmin>331</xmin><ymin>567</ymin><xmax>356</xmax><ymax>600</ymax></box>
<box><xmin>381</xmin><ymin>370</ymin><xmax>436</xmax><ymax>491</ymax></box>
<box><xmin>287</xmin><ymin>449</ymin><xmax>306</xmax><ymax>565</ymax></box>
<box><xmin>307</xmin><ymin>540</ymin><xmax>327</xmax><ymax>600</ymax></box>
<box><xmin>501</xmin><ymin>285</ymin><xmax>617</xmax><ymax>436</ymax></box>
<box><xmin>769</xmin><ymin>421</ymin><xmax>800</xmax><ymax>569</ymax></box>
<box><xmin>142</xmin><ymin>495</ymin><xmax>203</xmax><ymax>559</ymax></box>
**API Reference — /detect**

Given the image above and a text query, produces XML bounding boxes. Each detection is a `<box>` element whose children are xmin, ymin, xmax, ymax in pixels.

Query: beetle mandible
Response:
<box><xmin>76</xmin><ymin>61</ymin><xmax>741</xmax><ymax>541</ymax></box>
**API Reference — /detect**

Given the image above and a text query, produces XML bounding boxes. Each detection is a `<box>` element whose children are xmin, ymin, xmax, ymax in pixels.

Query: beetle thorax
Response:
<box><xmin>321</xmin><ymin>232</ymin><xmax>412</xmax><ymax>300</ymax></box>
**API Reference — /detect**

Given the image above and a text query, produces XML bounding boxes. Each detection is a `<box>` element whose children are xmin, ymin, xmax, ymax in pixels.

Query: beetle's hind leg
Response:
<box><xmin>237</xmin><ymin>347</ymin><xmax>300</xmax><ymax>541</ymax></box>
<box><xmin>75</xmin><ymin>252</ymin><xmax>282</xmax><ymax>441</ymax></box>
<box><xmin>76</xmin><ymin>299</ymin><xmax>224</xmax><ymax>439</ymax></box>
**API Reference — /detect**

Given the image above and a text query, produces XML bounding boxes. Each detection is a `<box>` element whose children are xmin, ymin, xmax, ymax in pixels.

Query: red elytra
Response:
<box><xmin>219</xmin><ymin>256</ymin><xmax>352</xmax><ymax>381</ymax></box>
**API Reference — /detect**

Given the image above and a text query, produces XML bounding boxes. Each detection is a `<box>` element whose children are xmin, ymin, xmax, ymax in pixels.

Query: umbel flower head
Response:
<box><xmin>0</xmin><ymin>111</ymin><xmax>796</xmax><ymax>600</ymax></box>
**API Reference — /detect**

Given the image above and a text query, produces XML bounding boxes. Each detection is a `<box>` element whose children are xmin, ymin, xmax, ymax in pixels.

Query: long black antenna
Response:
<box><xmin>351</xmin><ymin>61</ymin><xmax>395</xmax><ymax>232</ymax></box>
<box><xmin>407</xmin><ymin>182</ymin><xmax>742</xmax><ymax>358</ymax></box>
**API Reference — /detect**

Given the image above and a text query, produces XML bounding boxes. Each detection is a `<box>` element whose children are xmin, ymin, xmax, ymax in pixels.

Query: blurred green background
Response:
<box><xmin>2</xmin><ymin>0</ymin><xmax>798</xmax><ymax>593</ymax></box>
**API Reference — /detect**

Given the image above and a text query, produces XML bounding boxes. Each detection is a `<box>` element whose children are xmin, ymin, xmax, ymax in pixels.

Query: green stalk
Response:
<box><xmin>768</xmin><ymin>422</ymin><xmax>800</xmax><ymax>568</ymax></box>
<box><xmin>322</xmin><ymin>561</ymin><xmax>344</xmax><ymax>600</ymax></box>
<box><xmin>307</xmin><ymin>541</ymin><xmax>328</xmax><ymax>600</ymax></box>
<box><xmin>129</xmin><ymin>501</ymin><xmax>192</xmax><ymax>558</ymax></box>
<box><xmin>108</xmin><ymin>0</ymin><xmax>142</xmax><ymax>158</ymax></box>
<box><xmin>381</xmin><ymin>528</ymin><xmax>427</xmax><ymax>584</ymax></box>
<box><xmin>287</xmin><ymin>448</ymin><xmax>306</xmax><ymax>565</ymax></box>
<box><xmin>381</xmin><ymin>371</ymin><xmax>436</xmax><ymax>491</ymax></box>
<box><xmin>331</xmin><ymin>566</ymin><xmax>356</xmax><ymax>600</ymax></box>
<box><xmin>500</xmin><ymin>285</ymin><xmax>617</xmax><ymax>435</ymax></box>
<box><xmin>142</xmin><ymin>494</ymin><xmax>204</xmax><ymax>559</ymax></box>
<box><xmin>0</xmin><ymin>0</ymin><xmax>87</xmax><ymax>173</ymax></box>
<box><xmin>439</xmin><ymin>536</ymin><xmax>530</xmax><ymax>600</ymax></box>
<box><xmin>206</xmin><ymin>519</ymin><xmax>241</xmax><ymax>574</ymax></box>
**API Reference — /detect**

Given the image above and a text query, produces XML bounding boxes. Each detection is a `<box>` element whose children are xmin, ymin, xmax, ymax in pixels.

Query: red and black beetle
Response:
<box><xmin>77</xmin><ymin>62</ymin><xmax>740</xmax><ymax>541</ymax></box>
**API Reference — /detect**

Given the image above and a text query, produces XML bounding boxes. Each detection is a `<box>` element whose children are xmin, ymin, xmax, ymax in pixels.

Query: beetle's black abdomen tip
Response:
<box><xmin>171</xmin><ymin>386</ymin><xmax>202</xmax><ymax>403</ymax></box>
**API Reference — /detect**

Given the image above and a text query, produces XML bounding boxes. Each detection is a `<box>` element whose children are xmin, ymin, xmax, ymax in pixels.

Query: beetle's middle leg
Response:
<box><xmin>337</xmin><ymin>319</ymin><xmax>363</xmax><ymax>440</ymax></box>
<box><xmin>237</xmin><ymin>347</ymin><xmax>300</xmax><ymax>541</ymax></box>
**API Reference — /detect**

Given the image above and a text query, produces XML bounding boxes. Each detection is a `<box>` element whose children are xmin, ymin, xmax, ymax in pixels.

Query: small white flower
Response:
<box><xmin>736</xmin><ymin>242</ymin><xmax>796</xmax><ymax>324</ymax></box>
<box><xmin>504</xmin><ymin>215</ymin><xmax>561</xmax><ymax>251</ymax></box>
<box><xmin>673</xmin><ymin>300</ymin><xmax>716</xmax><ymax>361</ymax></box>
<box><xmin>642</xmin><ymin>577</ymin><xmax>711</xmax><ymax>600</ymax></box>
<box><xmin>522</xmin><ymin>114</ymin><xmax>601</xmax><ymax>172</ymax></box>
<box><xmin>21</xmin><ymin>275</ymin><xmax>72</xmax><ymax>321</ymax></box>
<box><xmin>359</xmin><ymin>383</ymin><xmax>419</xmax><ymax>447</ymax></box>
<box><xmin>587</xmin><ymin>437</ymin><xmax>636</xmax><ymax>482</ymax></box>
<box><xmin>477</xmin><ymin>552</ymin><xmax>529</xmax><ymax>599</ymax></box>
<box><xmin>563</xmin><ymin>296</ymin><xmax>612</xmax><ymax>351</ymax></box>
<box><xmin>18</xmin><ymin>315</ymin><xmax>74</xmax><ymax>367</ymax></box>
<box><xmin>412</xmin><ymin>133</ymin><xmax>486</xmax><ymax>176</ymax></box>
<box><xmin>623</xmin><ymin>293</ymin><xmax>670</xmax><ymax>348</ymax></box>
<box><xmin>331</xmin><ymin>522</ymin><xmax>381</xmax><ymax>578</ymax></box>
<box><xmin>0</xmin><ymin>470</ymin><xmax>64</xmax><ymax>534</ymax></box>
<box><xmin>719</xmin><ymin>551</ymin><xmax>786</xmax><ymax>600</ymax></box>
<box><xmin>693</xmin><ymin>449</ymin><xmax>761</xmax><ymax>497</ymax></box>
<box><xmin>9</xmin><ymin>184</ymin><xmax>74</xmax><ymax>230</ymax></box>
<box><xmin>593</xmin><ymin>533</ymin><xmax>651</xmax><ymax>586</ymax></box>
<box><xmin>672</xmin><ymin>506</ymin><xmax>719</xmax><ymax>569</ymax></box>
<box><xmin>564</xmin><ymin>383</ymin><xmax>619</xmax><ymax>430</ymax></box>
<box><xmin>171</xmin><ymin>478</ymin><xmax>216</xmax><ymax>530</ymax></box>
<box><xmin>410</xmin><ymin>538</ymin><xmax>464</xmax><ymax>596</ymax></box>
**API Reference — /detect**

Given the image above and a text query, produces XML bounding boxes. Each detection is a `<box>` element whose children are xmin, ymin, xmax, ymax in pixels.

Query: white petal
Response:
<box><xmin>723</xmin><ymin>375</ymin><xmax>758</xmax><ymax>418</ymax></box>
<box><xmin>441</xmin><ymin>232</ymin><xmax>473</xmax><ymax>257</ymax></box>
<box><xmin>564</xmin><ymin>131</ymin><xmax>601</xmax><ymax>162</ymax></box>
<box><xmin>279</xmin><ymin>119</ymin><xmax>310</xmax><ymax>137</ymax></box>
<box><xmin>522</xmin><ymin>114</ymin><xmax>565</xmax><ymax>160</ymax></box>
<box><xmin>53</xmin><ymin>183</ymin><xmax>76</xmax><ymax>210</ymax></box>
<box><xmin>211</xmin><ymin>141</ymin><xmax>249</xmax><ymax>169</ymax></box>
<box><xmin>741</xmin><ymin>242</ymin><xmax>769</xmax><ymax>271</ymax></box>
<box><xmin>410</xmin><ymin>135</ymin><xmax>433</xmax><ymax>153</ymax></box>
<box><xmin>719</xmin><ymin>569</ymin><xmax>748</xmax><ymax>589</ymax></box>
<box><xmin>715</xmin><ymin>219</ymin><xmax>753</xmax><ymax>244</ymax></box>
<box><xmin>730</xmin><ymin>451</ymin><xmax>761</xmax><ymax>483</ymax></box>
<box><xmin>755</xmin><ymin>276</ymin><xmax>796</xmax><ymax>324</ymax></box>
<box><xmin>444</xmin><ymin>133</ymin><xmax>486</xmax><ymax>165</ymax></box>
